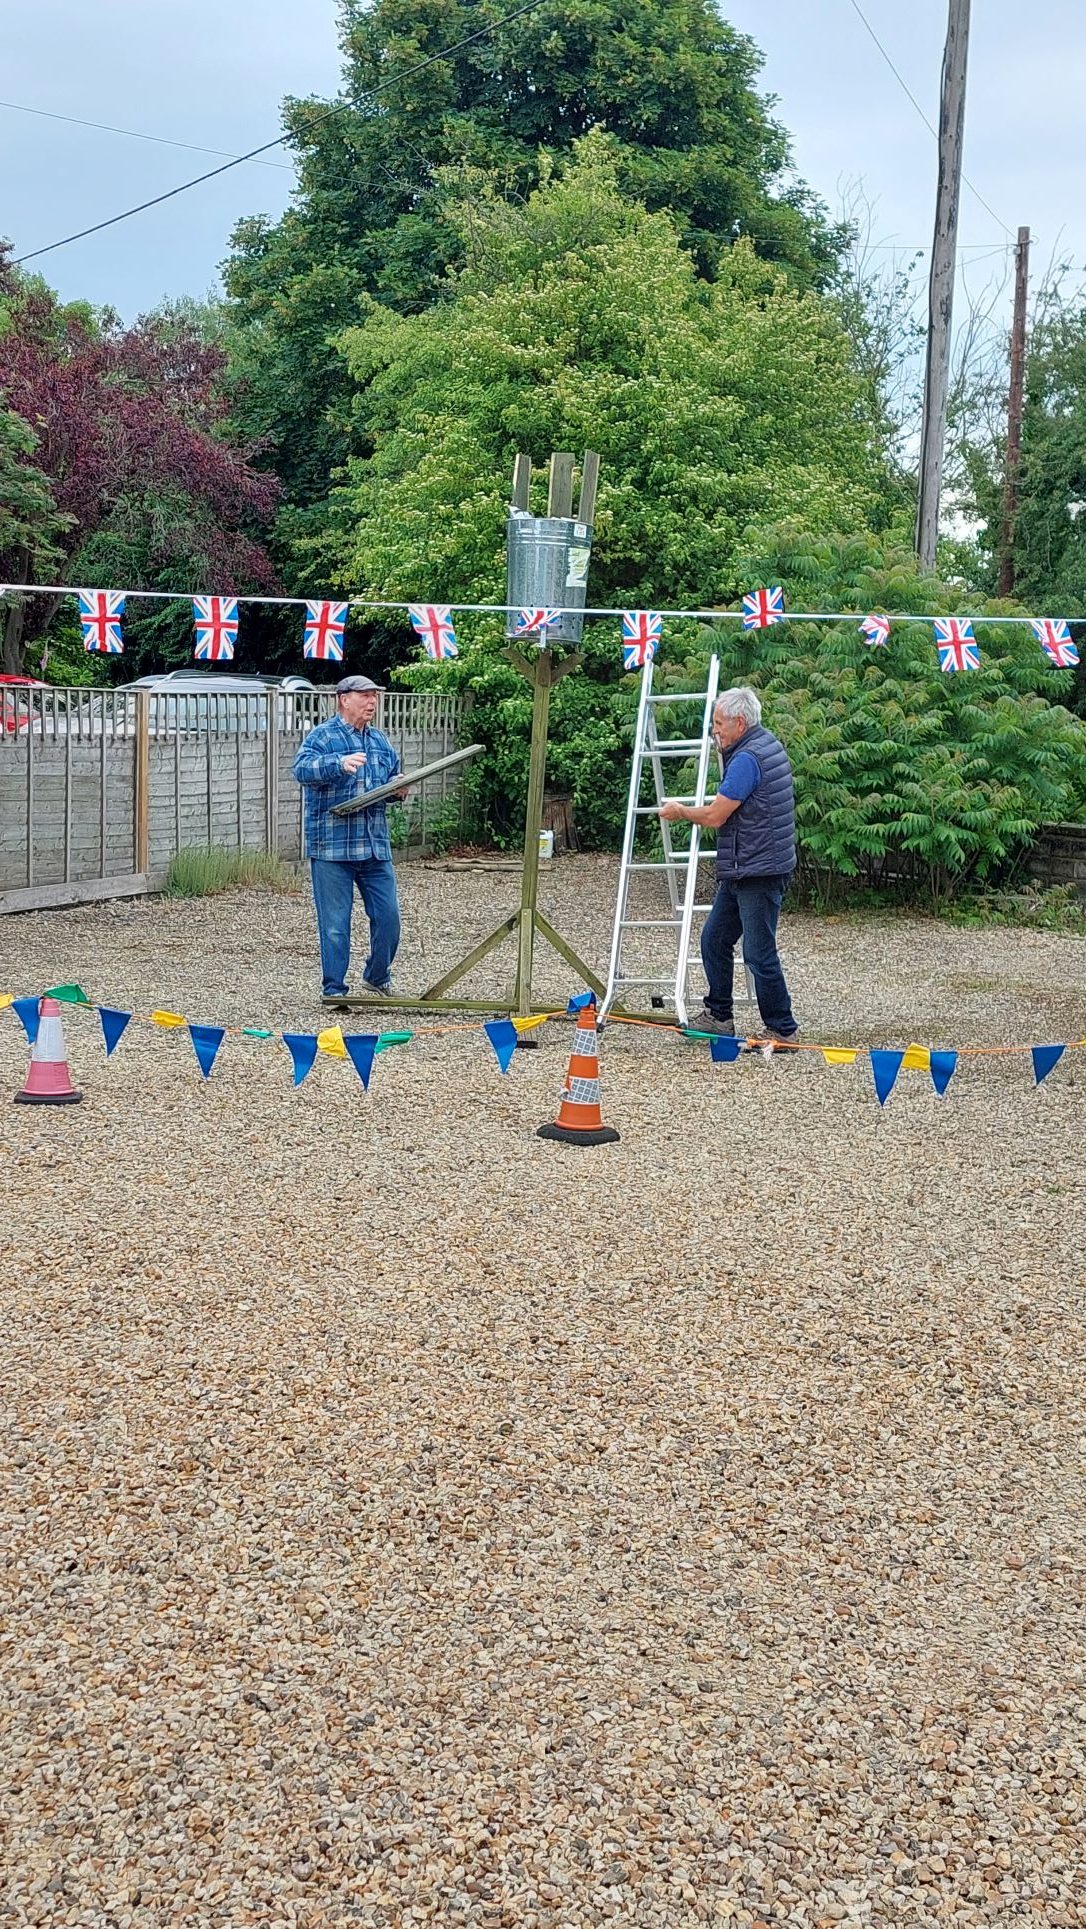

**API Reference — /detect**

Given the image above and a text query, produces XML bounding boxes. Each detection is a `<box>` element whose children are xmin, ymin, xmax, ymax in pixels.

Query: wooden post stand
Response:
<box><xmin>338</xmin><ymin>452</ymin><xmax>603</xmax><ymax>1019</ymax></box>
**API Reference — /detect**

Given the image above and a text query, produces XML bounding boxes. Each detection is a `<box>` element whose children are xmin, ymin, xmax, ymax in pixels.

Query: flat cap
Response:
<box><xmin>335</xmin><ymin>674</ymin><xmax>383</xmax><ymax>694</ymax></box>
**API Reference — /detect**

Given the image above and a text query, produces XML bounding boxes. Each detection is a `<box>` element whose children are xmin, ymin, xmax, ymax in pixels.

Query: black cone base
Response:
<box><xmin>14</xmin><ymin>1089</ymin><xmax>83</xmax><ymax>1105</ymax></box>
<box><xmin>537</xmin><ymin>1122</ymin><xmax>620</xmax><ymax>1145</ymax></box>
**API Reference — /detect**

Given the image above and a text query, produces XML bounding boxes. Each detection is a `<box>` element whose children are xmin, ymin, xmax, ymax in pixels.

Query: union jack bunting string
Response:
<box><xmin>741</xmin><ymin>586</ymin><xmax>785</xmax><ymax>630</ymax></box>
<box><xmin>303</xmin><ymin>600</ymin><xmax>347</xmax><ymax>661</ymax></box>
<box><xmin>192</xmin><ymin>596</ymin><xmax>239</xmax><ymax>662</ymax></box>
<box><xmin>408</xmin><ymin>604</ymin><xmax>458</xmax><ymax>660</ymax></box>
<box><xmin>515</xmin><ymin>608</ymin><xmax>562</xmax><ymax>637</ymax></box>
<box><xmin>859</xmin><ymin>613</ymin><xmax>891</xmax><ymax>648</ymax></box>
<box><xmin>1030</xmin><ymin>617</ymin><xmax>1079</xmax><ymax>668</ymax></box>
<box><xmin>933</xmin><ymin>618</ymin><xmax>979</xmax><ymax>674</ymax></box>
<box><xmin>621</xmin><ymin>610</ymin><xmax>662</xmax><ymax>670</ymax></box>
<box><xmin>77</xmin><ymin>590</ymin><xmax>125</xmax><ymax>654</ymax></box>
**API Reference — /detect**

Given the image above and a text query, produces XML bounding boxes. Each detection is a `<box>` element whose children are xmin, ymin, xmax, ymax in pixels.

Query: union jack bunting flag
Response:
<box><xmin>303</xmin><ymin>600</ymin><xmax>348</xmax><ymax>661</ymax></box>
<box><xmin>933</xmin><ymin>617</ymin><xmax>979</xmax><ymax>673</ymax></box>
<box><xmin>741</xmin><ymin>586</ymin><xmax>785</xmax><ymax>630</ymax></box>
<box><xmin>77</xmin><ymin>589</ymin><xmax>125</xmax><ymax>654</ymax></box>
<box><xmin>859</xmin><ymin>612</ymin><xmax>891</xmax><ymax>648</ymax></box>
<box><xmin>192</xmin><ymin>596</ymin><xmax>239</xmax><ymax>661</ymax></box>
<box><xmin>1030</xmin><ymin>617</ymin><xmax>1079</xmax><ymax>668</ymax></box>
<box><xmin>408</xmin><ymin>604</ymin><xmax>458</xmax><ymax>660</ymax></box>
<box><xmin>515</xmin><ymin>608</ymin><xmax>562</xmax><ymax>637</ymax></box>
<box><xmin>621</xmin><ymin>610</ymin><xmax>662</xmax><ymax>671</ymax></box>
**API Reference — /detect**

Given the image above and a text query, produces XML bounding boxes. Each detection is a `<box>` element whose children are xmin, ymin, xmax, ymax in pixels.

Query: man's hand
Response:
<box><xmin>392</xmin><ymin>786</ymin><xmax>411</xmax><ymax>801</ymax></box>
<box><xmin>659</xmin><ymin>800</ymin><xmax>687</xmax><ymax>822</ymax></box>
<box><xmin>341</xmin><ymin>751</ymin><xmax>367</xmax><ymax>774</ymax></box>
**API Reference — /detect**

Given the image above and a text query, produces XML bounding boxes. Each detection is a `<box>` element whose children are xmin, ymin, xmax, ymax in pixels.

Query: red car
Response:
<box><xmin>0</xmin><ymin>674</ymin><xmax>48</xmax><ymax>735</ymax></box>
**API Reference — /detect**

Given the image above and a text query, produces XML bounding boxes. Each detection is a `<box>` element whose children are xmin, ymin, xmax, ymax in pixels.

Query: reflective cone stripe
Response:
<box><xmin>14</xmin><ymin>996</ymin><xmax>83</xmax><ymax>1105</ymax></box>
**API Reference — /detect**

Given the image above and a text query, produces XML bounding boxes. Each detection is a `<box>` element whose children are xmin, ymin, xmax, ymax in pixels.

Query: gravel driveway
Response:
<box><xmin>1</xmin><ymin>857</ymin><xmax>1084</xmax><ymax>1927</ymax></box>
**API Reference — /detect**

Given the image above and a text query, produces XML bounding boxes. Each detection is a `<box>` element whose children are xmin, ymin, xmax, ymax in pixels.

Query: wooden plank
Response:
<box><xmin>578</xmin><ymin>449</ymin><xmax>600</xmax><ymax>525</ymax></box>
<box><xmin>511</xmin><ymin>452</ymin><xmax>532</xmax><ymax>511</ymax></box>
<box><xmin>1</xmin><ymin>873</ymin><xmax>151</xmax><ymax>916</ymax></box>
<box><xmin>547</xmin><ymin>452</ymin><xmax>575</xmax><ymax>518</ymax></box>
<box><xmin>134</xmin><ymin>691</ymin><xmax>151</xmax><ymax>873</ymax></box>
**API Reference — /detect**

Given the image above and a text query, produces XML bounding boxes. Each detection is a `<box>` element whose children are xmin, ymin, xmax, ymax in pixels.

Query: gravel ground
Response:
<box><xmin>1</xmin><ymin>856</ymin><xmax>1084</xmax><ymax>1929</ymax></box>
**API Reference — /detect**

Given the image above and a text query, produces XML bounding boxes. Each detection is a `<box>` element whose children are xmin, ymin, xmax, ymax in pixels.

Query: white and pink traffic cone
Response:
<box><xmin>14</xmin><ymin>997</ymin><xmax>83</xmax><ymax>1105</ymax></box>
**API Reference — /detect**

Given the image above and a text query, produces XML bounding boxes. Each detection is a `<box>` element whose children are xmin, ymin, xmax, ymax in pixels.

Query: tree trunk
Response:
<box><xmin>2</xmin><ymin>592</ymin><xmax>27</xmax><ymax>676</ymax></box>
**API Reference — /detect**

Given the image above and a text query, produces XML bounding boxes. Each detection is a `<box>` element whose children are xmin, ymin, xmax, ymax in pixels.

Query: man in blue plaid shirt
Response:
<box><xmin>293</xmin><ymin>675</ymin><xmax>409</xmax><ymax>1004</ymax></box>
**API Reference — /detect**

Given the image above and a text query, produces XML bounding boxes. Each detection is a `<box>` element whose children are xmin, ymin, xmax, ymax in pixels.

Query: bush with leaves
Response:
<box><xmin>659</xmin><ymin>531</ymin><xmax>1086</xmax><ymax>899</ymax></box>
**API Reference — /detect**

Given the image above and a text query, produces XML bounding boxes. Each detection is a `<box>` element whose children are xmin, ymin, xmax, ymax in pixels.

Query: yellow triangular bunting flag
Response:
<box><xmin>317</xmin><ymin>1026</ymin><xmax>348</xmax><ymax>1059</ymax></box>
<box><xmin>151</xmin><ymin>1010</ymin><xmax>186</xmax><ymax>1028</ymax></box>
<box><xmin>822</xmin><ymin>1048</ymin><xmax>858</xmax><ymax>1066</ymax></box>
<box><xmin>901</xmin><ymin>1044</ymin><xmax>931</xmax><ymax>1071</ymax></box>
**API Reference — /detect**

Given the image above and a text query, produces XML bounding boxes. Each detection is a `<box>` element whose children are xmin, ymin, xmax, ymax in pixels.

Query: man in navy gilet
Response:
<box><xmin>660</xmin><ymin>685</ymin><xmax>799</xmax><ymax>1047</ymax></box>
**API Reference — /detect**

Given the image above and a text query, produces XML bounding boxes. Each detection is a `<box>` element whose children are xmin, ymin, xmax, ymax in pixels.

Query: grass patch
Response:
<box><xmin>164</xmin><ymin>846</ymin><xmax>295</xmax><ymax>899</ymax></box>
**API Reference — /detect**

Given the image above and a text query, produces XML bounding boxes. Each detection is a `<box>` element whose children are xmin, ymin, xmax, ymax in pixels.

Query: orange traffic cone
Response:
<box><xmin>537</xmin><ymin>1001</ymin><xmax>620</xmax><ymax>1146</ymax></box>
<box><xmin>14</xmin><ymin>997</ymin><xmax>83</xmax><ymax>1105</ymax></box>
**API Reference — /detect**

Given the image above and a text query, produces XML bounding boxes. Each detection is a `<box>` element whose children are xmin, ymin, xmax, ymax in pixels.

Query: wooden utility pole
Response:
<box><xmin>997</xmin><ymin>226</ymin><xmax>1031</xmax><ymax>597</ymax></box>
<box><xmin>915</xmin><ymin>0</ymin><xmax>971</xmax><ymax>570</ymax></box>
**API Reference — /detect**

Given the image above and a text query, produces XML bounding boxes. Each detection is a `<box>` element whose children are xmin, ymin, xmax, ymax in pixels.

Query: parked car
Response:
<box><xmin>117</xmin><ymin>670</ymin><xmax>323</xmax><ymax>735</ymax></box>
<box><xmin>0</xmin><ymin>674</ymin><xmax>48</xmax><ymax>735</ymax></box>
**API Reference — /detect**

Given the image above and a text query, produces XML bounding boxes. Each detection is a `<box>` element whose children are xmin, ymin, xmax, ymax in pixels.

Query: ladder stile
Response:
<box><xmin>672</xmin><ymin>654</ymin><xmax>720</xmax><ymax>1026</ymax></box>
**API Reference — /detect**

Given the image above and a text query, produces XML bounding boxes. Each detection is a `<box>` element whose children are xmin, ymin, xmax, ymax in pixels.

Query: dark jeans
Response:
<box><xmin>701</xmin><ymin>872</ymin><xmax>797</xmax><ymax>1036</ymax></box>
<box><xmin>310</xmin><ymin>858</ymin><xmax>401</xmax><ymax>996</ymax></box>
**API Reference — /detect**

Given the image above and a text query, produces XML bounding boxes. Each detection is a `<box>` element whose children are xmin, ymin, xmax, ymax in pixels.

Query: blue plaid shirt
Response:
<box><xmin>293</xmin><ymin>716</ymin><xmax>402</xmax><ymax>862</ymax></box>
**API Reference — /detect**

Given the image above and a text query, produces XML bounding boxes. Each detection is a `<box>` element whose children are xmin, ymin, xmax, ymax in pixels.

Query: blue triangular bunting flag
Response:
<box><xmin>12</xmin><ymin>996</ymin><xmax>41</xmax><ymax>1045</ymax></box>
<box><xmin>189</xmin><ymin>1023</ymin><xmax>225</xmax><ymax>1080</ymax></box>
<box><xmin>929</xmin><ymin>1050</ymin><xmax>957</xmax><ymax>1096</ymax></box>
<box><xmin>567</xmin><ymin>990</ymin><xmax>596</xmax><ymax>1013</ymax></box>
<box><xmin>343</xmin><ymin>1032</ymin><xmax>379</xmax><ymax>1091</ymax></box>
<box><xmin>870</xmin><ymin>1049</ymin><xmax>905</xmax><ymax>1106</ymax></box>
<box><xmin>484</xmin><ymin>1019</ymin><xmax>518</xmax><ymax>1073</ymax></box>
<box><xmin>1031</xmin><ymin>1044</ymin><xmax>1065</xmax><ymax>1085</ymax></box>
<box><xmin>99</xmin><ymin>1007</ymin><xmax>132</xmax><ymax>1057</ymax></box>
<box><xmin>710</xmin><ymin>1034</ymin><xmax>742</xmax><ymax>1063</ymax></box>
<box><xmin>282</xmin><ymin>1032</ymin><xmax>319</xmax><ymax>1086</ymax></box>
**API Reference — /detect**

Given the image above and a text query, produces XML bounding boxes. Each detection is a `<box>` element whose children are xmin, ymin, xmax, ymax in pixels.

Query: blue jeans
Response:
<box><xmin>310</xmin><ymin>858</ymin><xmax>401</xmax><ymax>997</ymax></box>
<box><xmin>701</xmin><ymin>873</ymin><xmax>797</xmax><ymax>1036</ymax></box>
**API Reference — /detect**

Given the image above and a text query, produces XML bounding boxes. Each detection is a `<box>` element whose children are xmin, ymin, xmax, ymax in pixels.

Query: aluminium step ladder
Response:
<box><xmin>600</xmin><ymin>653</ymin><xmax>754</xmax><ymax>1027</ymax></box>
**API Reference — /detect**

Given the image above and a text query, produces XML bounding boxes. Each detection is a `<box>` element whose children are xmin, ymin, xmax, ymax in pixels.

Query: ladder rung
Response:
<box><xmin>613</xmin><ymin>974</ymin><xmax>677</xmax><ymax>986</ymax></box>
<box><xmin>634</xmin><ymin>801</ymin><xmax>697</xmax><ymax>813</ymax></box>
<box><xmin>628</xmin><ymin>860</ymin><xmax>703</xmax><ymax>871</ymax></box>
<box><xmin>620</xmin><ymin>917</ymin><xmax>684</xmax><ymax>928</ymax></box>
<box><xmin>642</xmin><ymin>741</ymin><xmax>704</xmax><ymax>755</ymax></box>
<box><xmin>646</xmin><ymin>691</ymin><xmax>708</xmax><ymax>702</ymax></box>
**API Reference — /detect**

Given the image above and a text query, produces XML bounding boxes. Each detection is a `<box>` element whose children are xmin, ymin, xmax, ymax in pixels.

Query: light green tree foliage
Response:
<box><xmin>322</xmin><ymin>140</ymin><xmax>882</xmax><ymax>843</ymax></box>
<box><xmin>225</xmin><ymin>0</ymin><xmax>841</xmax><ymax>510</ymax></box>
<box><xmin>331</xmin><ymin>137</ymin><xmax>879</xmax><ymax>610</ymax></box>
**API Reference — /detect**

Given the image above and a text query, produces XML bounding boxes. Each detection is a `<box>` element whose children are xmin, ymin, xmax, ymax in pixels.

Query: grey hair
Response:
<box><xmin>715</xmin><ymin>685</ymin><xmax>762</xmax><ymax>728</ymax></box>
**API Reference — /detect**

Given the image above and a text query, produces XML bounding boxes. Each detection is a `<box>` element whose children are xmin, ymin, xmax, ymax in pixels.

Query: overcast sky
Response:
<box><xmin>3</xmin><ymin>0</ymin><xmax>1084</xmax><ymax>322</ymax></box>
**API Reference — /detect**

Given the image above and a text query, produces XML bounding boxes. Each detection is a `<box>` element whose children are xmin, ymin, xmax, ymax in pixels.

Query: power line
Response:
<box><xmin>842</xmin><ymin>0</ymin><xmax>1012</xmax><ymax>238</ymax></box>
<box><xmin>0</xmin><ymin>98</ymin><xmax>292</xmax><ymax>170</ymax></box>
<box><xmin>13</xmin><ymin>0</ymin><xmax>547</xmax><ymax>266</ymax></box>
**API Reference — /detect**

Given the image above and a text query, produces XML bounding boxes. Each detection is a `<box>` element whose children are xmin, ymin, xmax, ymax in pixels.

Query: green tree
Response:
<box><xmin>225</xmin><ymin>0</ymin><xmax>841</xmax><ymax>510</ymax></box>
<box><xmin>669</xmin><ymin>529</ymin><xmax>1086</xmax><ymax>898</ymax></box>
<box><xmin>314</xmin><ymin>142</ymin><xmax>883</xmax><ymax>843</ymax></box>
<box><xmin>968</xmin><ymin>295</ymin><xmax>1086</xmax><ymax>625</ymax></box>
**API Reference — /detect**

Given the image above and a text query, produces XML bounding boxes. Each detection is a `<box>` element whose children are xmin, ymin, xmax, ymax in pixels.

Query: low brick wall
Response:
<box><xmin>1028</xmin><ymin>823</ymin><xmax>1086</xmax><ymax>896</ymax></box>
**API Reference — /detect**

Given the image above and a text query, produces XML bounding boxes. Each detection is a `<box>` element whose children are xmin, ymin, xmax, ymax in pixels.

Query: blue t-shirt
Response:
<box><xmin>717</xmin><ymin>749</ymin><xmax>762</xmax><ymax>804</ymax></box>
